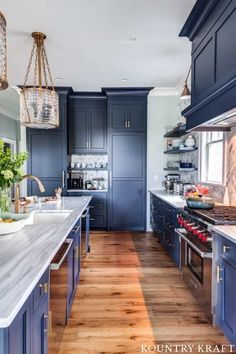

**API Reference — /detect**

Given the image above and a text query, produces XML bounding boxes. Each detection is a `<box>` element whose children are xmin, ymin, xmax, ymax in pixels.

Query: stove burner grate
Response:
<box><xmin>185</xmin><ymin>206</ymin><xmax>236</xmax><ymax>225</ymax></box>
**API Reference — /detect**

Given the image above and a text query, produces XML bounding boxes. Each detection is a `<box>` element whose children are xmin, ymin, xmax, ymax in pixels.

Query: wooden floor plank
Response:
<box><xmin>55</xmin><ymin>231</ymin><xmax>230</xmax><ymax>354</ymax></box>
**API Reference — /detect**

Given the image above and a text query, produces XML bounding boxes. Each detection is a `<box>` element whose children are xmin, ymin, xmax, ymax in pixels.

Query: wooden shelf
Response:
<box><xmin>164</xmin><ymin>148</ymin><xmax>198</xmax><ymax>154</ymax></box>
<box><xmin>164</xmin><ymin>168</ymin><xmax>198</xmax><ymax>172</ymax></box>
<box><xmin>164</xmin><ymin>124</ymin><xmax>186</xmax><ymax>138</ymax></box>
<box><xmin>68</xmin><ymin>168</ymin><xmax>108</xmax><ymax>172</ymax></box>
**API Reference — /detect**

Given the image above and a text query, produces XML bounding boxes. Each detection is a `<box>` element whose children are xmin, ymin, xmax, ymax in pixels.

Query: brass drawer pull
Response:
<box><xmin>223</xmin><ymin>245</ymin><xmax>231</xmax><ymax>253</ymax></box>
<box><xmin>39</xmin><ymin>282</ymin><xmax>48</xmax><ymax>294</ymax></box>
<box><xmin>217</xmin><ymin>266</ymin><xmax>223</xmax><ymax>283</ymax></box>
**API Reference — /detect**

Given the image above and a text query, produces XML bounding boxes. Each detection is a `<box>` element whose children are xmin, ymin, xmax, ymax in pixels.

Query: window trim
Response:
<box><xmin>199</xmin><ymin>132</ymin><xmax>227</xmax><ymax>186</ymax></box>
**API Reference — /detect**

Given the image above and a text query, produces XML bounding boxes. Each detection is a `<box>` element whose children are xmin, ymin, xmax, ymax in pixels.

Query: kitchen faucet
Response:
<box><xmin>14</xmin><ymin>174</ymin><xmax>45</xmax><ymax>214</ymax></box>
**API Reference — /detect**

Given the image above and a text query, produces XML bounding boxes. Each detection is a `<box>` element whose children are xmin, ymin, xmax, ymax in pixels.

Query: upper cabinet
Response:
<box><xmin>68</xmin><ymin>94</ymin><xmax>107</xmax><ymax>153</ymax></box>
<box><xmin>180</xmin><ymin>0</ymin><xmax>236</xmax><ymax>131</ymax></box>
<box><xmin>109</xmin><ymin>102</ymin><xmax>146</xmax><ymax>131</ymax></box>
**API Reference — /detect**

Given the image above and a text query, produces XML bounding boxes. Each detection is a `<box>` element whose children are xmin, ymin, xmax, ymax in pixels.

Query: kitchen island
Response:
<box><xmin>0</xmin><ymin>196</ymin><xmax>91</xmax><ymax>354</ymax></box>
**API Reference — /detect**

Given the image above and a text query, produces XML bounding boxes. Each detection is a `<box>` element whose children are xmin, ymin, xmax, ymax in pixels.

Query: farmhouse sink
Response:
<box><xmin>26</xmin><ymin>210</ymin><xmax>72</xmax><ymax>225</ymax></box>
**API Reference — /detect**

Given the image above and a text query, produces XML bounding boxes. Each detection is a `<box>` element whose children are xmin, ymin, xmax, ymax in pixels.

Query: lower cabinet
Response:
<box><xmin>67</xmin><ymin>191</ymin><xmax>107</xmax><ymax>229</ymax></box>
<box><xmin>32</xmin><ymin>299</ymin><xmax>49</xmax><ymax>354</ymax></box>
<box><xmin>216</xmin><ymin>235</ymin><xmax>236</xmax><ymax>345</ymax></box>
<box><xmin>0</xmin><ymin>268</ymin><xmax>49</xmax><ymax>354</ymax></box>
<box><xmin>150</xmin><ymin>193</ymin><xmax>180</xmax><ymax>266</ymax></box>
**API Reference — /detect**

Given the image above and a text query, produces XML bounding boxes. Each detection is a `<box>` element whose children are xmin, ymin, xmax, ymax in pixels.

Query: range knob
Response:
<box><xmin>186</xmin><ymin>223</ymin><xmax>195</xmax><ymax>232</ymax></box>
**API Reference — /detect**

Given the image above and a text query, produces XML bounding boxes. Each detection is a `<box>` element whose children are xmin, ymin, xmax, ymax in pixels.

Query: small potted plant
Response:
<box><xmin>0</xmin><ymin>140</ymin><xmax>28</xmax><ymax>213</ymax></box>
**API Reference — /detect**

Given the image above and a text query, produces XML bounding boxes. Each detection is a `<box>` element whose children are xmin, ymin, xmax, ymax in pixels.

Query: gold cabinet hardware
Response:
<box><xmin>217</xmin><ymin>266</ymin><xmax>223</xmax><ymax>283</ymax></box>
<box><xmin>223</xmin><ymin>245</ymin><xmax>231</xmax><ymax>253</ymax></box>
<box><xmin>44</xmin><ymin>314</ymin><xmax>48</xmax><ymax>333</ymax></box>
<box><xmin>39</xmin><ymin>282</ymin><xmax>48</xmax><ymax>294</ymax></box>
<box><xmin>74</xmin><ymin>246</ymin><xmax>78</xmax><ymax>260</ymax></box>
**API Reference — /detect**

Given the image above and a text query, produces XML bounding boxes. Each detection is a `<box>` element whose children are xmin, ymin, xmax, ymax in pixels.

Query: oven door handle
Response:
<box><xmin>175</xmin><ymin>228</ymin><xmax>212</xmax><ymax>259</ymax></box>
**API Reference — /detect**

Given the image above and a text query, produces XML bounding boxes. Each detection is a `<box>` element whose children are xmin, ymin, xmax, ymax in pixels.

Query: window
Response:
<box><xmin>200</xmin><ymin>132</ymin><xmax>225</xmax><ymax>185</ymax></box>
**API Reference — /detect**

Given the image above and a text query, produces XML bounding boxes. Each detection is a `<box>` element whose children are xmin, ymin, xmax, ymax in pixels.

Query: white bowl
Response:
<box><xmin>0</xmin><ymin>213</ymin><xmax>29</xmax><ymax>235</ymax></box>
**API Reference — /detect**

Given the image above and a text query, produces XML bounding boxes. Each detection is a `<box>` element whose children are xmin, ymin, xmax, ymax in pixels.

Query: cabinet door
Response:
<box><xmin>110</xmin><ymin>105</ymin><xmax>127</xmax><ymax>130</ymax></box>
<box><xmin>110</xmin><ymin>180</ymin><xmax>144</xmax><ymax>230</ymax></box>
<box><xmin>89</xmin><ymin>109</ymin><xmax>106</xmax><ymax>151</ymax></box>
<box><xmin>27</xmin><ymin>133</ymin><xmax>66</xmax><ymax>196</ymax></box>
<box><xmin>69</xmin><ymin>108</ymin><xmax>89</xmax><ymax>152</ymax></box>
<box><xmin>218</xmin><ymin>258</ymin><xmax>236</xmax><ymax>345</ymax></box>
<box><xmin>128</xmin><ymin>105</ymin><xmax>146</xmax><ymax>131</ymax></box>
<box><xmin>32</xmin><ymin>299</ymin><xmax>49</xmax><ymax>354</ymax></box>
<box><xmin>111</xmin><ymin>134</ymin><xmax>144</xmax><ymax>178</ymax></box>
<box><xmin>8</xmin><ymin>297</ymin><xmax>31</xmax><ymax>354</ymax></box>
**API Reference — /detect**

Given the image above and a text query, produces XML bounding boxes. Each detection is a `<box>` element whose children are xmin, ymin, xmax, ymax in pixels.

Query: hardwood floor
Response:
<box><xmin>57</xmin><ymin>232</ymin><xmax>230</xmax><ymax>354</ymax></box>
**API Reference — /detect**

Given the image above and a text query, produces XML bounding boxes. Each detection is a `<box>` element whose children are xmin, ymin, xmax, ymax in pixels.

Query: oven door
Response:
<box><xmin>176</xmin><ymin>228</ymin><xmax>213</xmax><ymax>319</ymax></box>
<box><xmin>186</xmin><ymin>244</ymin><xmax>204</xmax><ymax>284</ymax></box>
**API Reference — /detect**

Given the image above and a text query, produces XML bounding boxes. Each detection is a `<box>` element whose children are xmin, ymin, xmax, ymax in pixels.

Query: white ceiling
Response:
<box><xmin>0</xmin><ymin>0</ymin><xmax>195</xmax><ymax>118</ymax></box>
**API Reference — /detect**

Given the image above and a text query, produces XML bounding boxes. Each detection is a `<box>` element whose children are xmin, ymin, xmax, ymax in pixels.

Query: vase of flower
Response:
<box><xmin>0</xmin><ymin>140</ymin><xmax>29</xmax><ymax>213</ymax></box>
<box><xmin>0</xmin><ymin>186</ymin><xmax>12</xmax><ymax>213</ymax></box>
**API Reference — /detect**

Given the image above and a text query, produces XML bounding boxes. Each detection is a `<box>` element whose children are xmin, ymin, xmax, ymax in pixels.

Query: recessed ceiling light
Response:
<box><xmin>122</xmin><ymin>78</ymin><xmax>128</xmax><ymax>82</ymax></box>
<box><xmin>129</xmin><ymin>37</ymin><xmax>137</xmax><ymax>42</ymax></box>
<box><xmin>56</xmin><ymin>77</ymin><xmax>64</xmax><ymax>81</ymax></box>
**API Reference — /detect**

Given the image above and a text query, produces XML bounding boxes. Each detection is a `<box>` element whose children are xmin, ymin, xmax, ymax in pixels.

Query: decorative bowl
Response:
<box><xmin>186</xmin><ymin>197</ymin><xmax>215</xmax><ymax>210</ymax></box>
<box><xmin>0</xmin><ymin>213</ymin><xmax>30</xmax><ymax>235</ymax></box>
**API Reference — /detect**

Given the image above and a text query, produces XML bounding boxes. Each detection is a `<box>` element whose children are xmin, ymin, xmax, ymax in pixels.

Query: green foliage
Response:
<box><xmin>0</xmin><ymin>140</ymin><xmax>29</xmax><ymax>188</ymax></box>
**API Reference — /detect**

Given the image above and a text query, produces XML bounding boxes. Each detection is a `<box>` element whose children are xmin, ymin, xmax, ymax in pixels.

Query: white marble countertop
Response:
<box><xmin>213</xmin><ymin>225</ymin><xmax>236</xmax><ymax>244</ymax></box>
<box><xmin>149</xmin><ymin>189</ymin><xmax>186</xmax><ymax>209</ymax></box>
<box><xmin>0</xmin><ymin>196</ymin><xmax>91</xmax><ymax>328</ymax></box>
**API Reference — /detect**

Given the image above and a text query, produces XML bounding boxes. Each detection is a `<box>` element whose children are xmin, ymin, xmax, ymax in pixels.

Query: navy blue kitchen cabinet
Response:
<box><xmin>179</xmin><ymin>0</ymin><xmax>236</xmax><ymax>130</ymax></box>
<box><xmin>150</xmin><ymin>193</ymin><xmax>180</xmax><ymax>266</ymax></box>
<box><xmin>216</xmin><ymin>235</ymin><xmax>236</xmax><ymax>345</ymax></box>
<box><xmin>104</xmin><ymin>88</ymin><xmax>152</xmax><ymax>231</ymax></box>
<box><xmin>27</xmin><ymin>88</ymin><xmax>70</xmax><ymax>196</ymax></box>
<box><xmin>109</xmin><ymin>102</ymin><xmax>146</xmax><ymax>131</ymax></box>
<box><xmin>6</xmin><ymin>297</ymin><xmax>31</xmax><ymax>354</ymax></box>
<box><xmin>67</xmin><ymin>191</ymin><xmax>107</xmax><ymax>229</ymax></box>
<box><xmin>32</xmin><ymin>297</ymin><xmax>49</xmax><ymax>354</ymax></box>
<box><xmin>68</xmin><ymin>93</ymin><xmax>107</xmax><ymax>153</ymax></box>
<box><xmin>109</xmin><ymin>133</ymin><xmax>146</xmax><ymax>230</ymax></box>
<box><xmin>0</xmin><ymin>268</ymin><xmax>50</xmax><ymax>354</ymax></box>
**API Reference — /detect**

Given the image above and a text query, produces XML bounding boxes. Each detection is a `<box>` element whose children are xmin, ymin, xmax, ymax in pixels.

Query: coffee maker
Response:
<box><xmin>163</xmin><ymin>174</ymin><xmax>181</xmax><ymax>192</ymax></box>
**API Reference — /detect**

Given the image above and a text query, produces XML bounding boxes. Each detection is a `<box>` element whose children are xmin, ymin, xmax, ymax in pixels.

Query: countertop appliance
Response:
<box><xmin>163</xmin><ymin>174</ymin><xmax>180</xmax><ymax>192</ymax></box>
<box><xmin>176</xmin><ymin>205</ymin><xmax>236</xmax><ymax>320</ymax></box>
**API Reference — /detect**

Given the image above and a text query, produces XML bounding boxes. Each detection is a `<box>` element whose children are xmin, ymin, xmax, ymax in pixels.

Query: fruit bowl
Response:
<box><xmin>186</xmin><ymin>197</ymin><xmax>215</xmax><ymax>210</ymax></box>
<box><xmin>0</xmin><ymin>213</ymin><xmax>30</xmax><ymax>235</ymax></box>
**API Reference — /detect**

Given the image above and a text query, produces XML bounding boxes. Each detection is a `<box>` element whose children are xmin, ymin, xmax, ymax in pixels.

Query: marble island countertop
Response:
<box><xmin>149</xmin><ymin>189</ymin><xmax>186</xmax><ymax>209</ymax></box>
<box><xmin>213</xmin><ymin>225</ymin><xmax>236</xmax><ymax>244</ymax></box>
<box><xmin>0</xmin><ymin>196</ymin><xmax>91</xmax><ymax>328</ymax></box>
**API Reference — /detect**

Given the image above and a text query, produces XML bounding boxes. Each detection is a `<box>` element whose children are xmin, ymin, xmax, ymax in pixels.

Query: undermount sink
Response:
<box><xmin>26</xmin><ymin>210</ymin><xmax>72</xmax><ymax>225</ymax></box>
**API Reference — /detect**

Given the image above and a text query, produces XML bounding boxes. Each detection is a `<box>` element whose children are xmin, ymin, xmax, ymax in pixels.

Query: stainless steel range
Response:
<box><xmin>176</xmin><ymin>206</ymin><xmax>236</xmax><ymax>320</ymax></box>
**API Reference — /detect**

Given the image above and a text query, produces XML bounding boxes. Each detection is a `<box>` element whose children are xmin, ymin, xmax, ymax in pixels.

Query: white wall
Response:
<box><xmin>146</xmin><ymin>94</ymin><xmax>182</xmax><ymax>230</ymax></box>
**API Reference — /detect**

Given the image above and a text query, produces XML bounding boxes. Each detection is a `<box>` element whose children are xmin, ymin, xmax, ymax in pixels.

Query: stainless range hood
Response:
<box><xmin>191</xmin><ymin>107</ymin><xmax>236</xmax><ymax>132</ymax></box>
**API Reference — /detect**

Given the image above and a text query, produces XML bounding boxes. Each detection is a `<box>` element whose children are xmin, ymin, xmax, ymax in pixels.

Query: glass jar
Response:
<box><xmin>0</xmin><ymin>187</ymin><xmax>12</xmax><ymax>213</ymax></box>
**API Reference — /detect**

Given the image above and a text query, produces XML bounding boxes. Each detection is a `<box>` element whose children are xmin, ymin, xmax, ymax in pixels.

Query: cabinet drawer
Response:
<box><xmin>218</xmin><ymin>235</ymin><xmax>236</xmax><ymax>265</ymax></box>
<box><xmin>33</xmin><ymin>268</ymin><xmax>49</xmax><ymax>313</ymax></box>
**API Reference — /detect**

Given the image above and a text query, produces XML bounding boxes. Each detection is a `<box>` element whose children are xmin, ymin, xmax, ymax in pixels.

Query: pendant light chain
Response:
<box><xmin>42</xmin><ymin>46</ymin><xmax>55</xmax><ymax>91</ymax></box>
<box><xmin>23</xmin><ymin>42</ymin><xmax>36</xmax><ymax>88</ymax></box>
<box><xmin>41</xmin><ymin>44</ymin><xmax>48</xmax><ymax>89</ymax></box>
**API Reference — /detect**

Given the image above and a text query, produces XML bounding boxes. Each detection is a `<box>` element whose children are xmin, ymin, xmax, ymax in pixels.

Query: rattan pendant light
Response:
<box><xmin>0</xmin><ymin>11</ymin><xmax>8</xmax><ymax>90</ymax></box>
<box><xmin>20</xmin><ymin>32</ymin><xmax>59</xmax><ymax>129</ymax></box>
